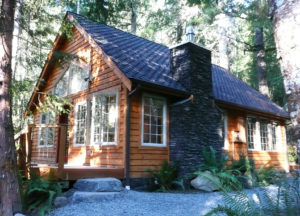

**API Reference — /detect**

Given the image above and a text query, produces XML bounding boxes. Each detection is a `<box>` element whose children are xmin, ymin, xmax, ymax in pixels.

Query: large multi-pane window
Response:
<box><xmin>142</xmin><ymin>95</ymin><xmax>167</xmax><ymax>147</ymax></box>
<box><xmin>54</xmin><ymin>63</ymin><xmax>89</xmax><ymax>97</ymax></box>
<box><xmin>74</xmin><ymin>102</ymin><xmax>87</xmax><ymax>145</ymax></box>
<box><xmin>246</xmin><ymin>117</ymin><xmax>281</xmax><ymax>151</ymax></box>
<box><xmin>91</xmin><ymin>93</ymin><xmax>118</xmax><ymax>145</ymax></box>
<box><xmin>38</xmin><ymin>113</ymin><xmax>55</xmax><ymax>147</ymax></box>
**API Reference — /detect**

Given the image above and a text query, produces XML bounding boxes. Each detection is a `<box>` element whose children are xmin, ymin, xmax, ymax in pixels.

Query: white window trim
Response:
<box><xmin>222</xmin><ymin>112</ymin><xmax>229</xmax><ymax>150</ymax></box>
<box><xmin>38</xmin><ymin>113</ymin><xmax>55</xmax><ymax>148</ymax></box>
<box><xmin>90</xmin><ymin>91</ymin><xmax>119</xmax><ymax>146</ymax></box>
<box><xmin>141</xmin><ymin>93</ymin><xmax>167</xmax><ymax>147</ymax></box>
<box><xmin>246</xmin><ymin>115</ymin><xmax>282</xmax><ymax>152</ymax></box>
<box><xmin>74</xmin><ymin>100</ymin><xmax>87</xmax><ymax>146</ymax></box>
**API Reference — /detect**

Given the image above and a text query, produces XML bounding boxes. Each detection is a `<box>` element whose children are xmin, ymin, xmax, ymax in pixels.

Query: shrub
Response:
<box><xmin>21</xmin><ymin>171</ymin><xmax>62</xmax><ymax>216</ymax></box>
<box><xmin>145</xmin><ymin>161</ymin><xmax>182</xmax><ymax>192</ymax></box>
<box><xmin>194</xmin><ymin>146</ymin><xmax>242</xmax><ymax>191</ymax></box>
<box><xmin>288</xmin><ymin>145</ymin><xmax>298</xmax><ymax>163</ymax></box>
<box><xmin>205</xmin><ymin>174</ymin><xmax>300</xmax><ymax>216</ymax></box>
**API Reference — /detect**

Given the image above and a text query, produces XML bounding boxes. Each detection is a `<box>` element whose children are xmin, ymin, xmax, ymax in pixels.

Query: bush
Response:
<box><xmin>145</xmin><ymin>161</ymin><xmax>183</xmax><ymax>192</ymax></box>
<box><xmin>288</xmin><ymin>145</ymin><xmax>298</xmax><ymax>163</ymax></box>
<box><xmin>193</xmin><ymin>146</ymin><xmax>242</xmax><ymax>191</ymax></box>
<box><xmin>21</xmin><ymin>171</ymin><xmax>62</xmax><ymax>216</ymax></box>
<box><xmin>205</xmin><ymin>174</ymin><xmax>300</xmax><ymax>216</ymax></box>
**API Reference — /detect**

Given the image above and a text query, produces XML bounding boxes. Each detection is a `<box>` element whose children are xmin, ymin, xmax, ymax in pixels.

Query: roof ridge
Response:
<box><xmin>67</xmin><ymin>11</ymin><xmax>169</xmax><ymax>49</ymax></box>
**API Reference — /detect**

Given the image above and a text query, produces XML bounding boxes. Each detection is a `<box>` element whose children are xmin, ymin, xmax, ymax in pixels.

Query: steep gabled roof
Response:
<box><xmin>65</xmin><ymin>12</ymin><xmax>289</xmax><ymax>118</ymax></box>
<box><xmin>68</xmin><ymin>12</ymin><xmax>185</xmax><ymax>92</ymax></box>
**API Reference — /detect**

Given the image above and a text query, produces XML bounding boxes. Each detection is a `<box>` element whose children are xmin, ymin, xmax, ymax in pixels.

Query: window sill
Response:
<box><xmin>140</xmin><ymin>143</ymin><xmax>167</xmax><ymax>148</ymax></box>
<box><xmin>38</xmin><ymin>145</ymin><xmax>54</xmax><ymax>148</ymax></box>
<box><xmin>247</xmin><ymin>149</ymin><xmax>281</xmax><ymax>153</ymax></box>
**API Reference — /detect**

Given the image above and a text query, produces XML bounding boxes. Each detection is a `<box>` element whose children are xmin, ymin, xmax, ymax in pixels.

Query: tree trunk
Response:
<box><xmin>255</xmin><ymin>27</ymin><xmax>270</xmax><ymax>97</ymax></box>
<box><xmin>216</xmin><ymin>13</ymin><xmax>230</xmax><ymax>70</ymax></box>
<box><xmin>130</xmin><ymin>5</ymin><xmax>137</xmax><ymax>34</ymax></box>
<box><xmin>0</xmin><ymin>0</ymin><xmax>22</xmax><ymax>215</ymax></box>
<box><xmin>269</xmin><ymin>0</ymin><xmax>300</xmax><ymax>159</ymax></box>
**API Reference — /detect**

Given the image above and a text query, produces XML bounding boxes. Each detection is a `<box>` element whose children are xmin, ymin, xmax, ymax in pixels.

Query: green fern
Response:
<box><xmin>21</xmin><ymin>172</ymin><xmax>62</xmax><ymax>216</ymax></box>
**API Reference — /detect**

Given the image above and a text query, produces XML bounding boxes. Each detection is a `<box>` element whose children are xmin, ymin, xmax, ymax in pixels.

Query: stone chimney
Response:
<box><xmin>169</xmin><ymin>42</ymin><xmax>223</xmax><ymax>179</ymax></box>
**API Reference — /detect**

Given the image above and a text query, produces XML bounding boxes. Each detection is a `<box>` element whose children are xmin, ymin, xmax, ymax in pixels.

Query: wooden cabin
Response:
<box><xmin>20</xmin><ymin>12</ymin><xmax>289</xmax><ymax>187</ymax></box>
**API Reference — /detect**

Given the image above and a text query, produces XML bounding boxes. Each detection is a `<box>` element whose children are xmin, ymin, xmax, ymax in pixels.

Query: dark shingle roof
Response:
<box><xmin>212</xmin><ymin>65</ymin><xmax>289</xmax><ymax>117</ymax></box>
<box><xmin>68</xmin><ymin>12</ymin><xmax>185</xmax><ymax>92</ymax></box>
<box><xmin>68</xmin><ymin>12</ymin><xmax>289</xmax><ymax>118</ymax></box>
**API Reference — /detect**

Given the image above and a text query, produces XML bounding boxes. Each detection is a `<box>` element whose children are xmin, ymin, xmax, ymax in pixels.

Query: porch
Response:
<box><xmin>15</xmin><ymin>124</ymin><xmax>125</xmax><ymax>180</ymax></box>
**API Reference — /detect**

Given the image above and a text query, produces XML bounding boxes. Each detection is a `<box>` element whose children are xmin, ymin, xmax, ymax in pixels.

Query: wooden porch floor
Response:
<box><xmin>31</xmin><ymin>164</ymin><xmax>124</xmax><ymax>180</ymax></box>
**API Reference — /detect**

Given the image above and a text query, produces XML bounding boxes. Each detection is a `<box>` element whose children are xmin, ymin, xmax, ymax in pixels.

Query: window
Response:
<box><xmin>91</xmin><ymin>93</ymin><xmax>118</xmax><ymax>145</ymax></box>
<box><xmin>38</xmin><ymin>113</ymin><xmax>55</xmax><ymax>147</ymax></box>
<box><xmin>142</xmin><ymin>94</ymin><xmax>167</xmax><ymax>147</ymax></box>
<box><xmin>54</xmin><ymin>63</ymin><xmax>89</xmax><ymax>97</ymax></box>
<box><xmin>260</xmin><ymin>122</ymin><xmax>268</xmax><ymax>151</ymax></box>
<box><xmin>246</xmin><ymin>117</ymin><xmax>281</xmax><ymax>151</ymax></box>
<box><xmin>247</xmin><ymin>119</ymin><xmax>255</xmax><ymax>150</ymax></box>
<box><xmin>74</xmin><ymin>101</ymin><xmax>87</xmax><ymax>145</ymax></box>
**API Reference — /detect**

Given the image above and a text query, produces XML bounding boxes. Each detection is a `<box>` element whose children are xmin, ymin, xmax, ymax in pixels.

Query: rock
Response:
<box><xmin>71</xmin><ymin>191</ymin><xmax>123</xmax><ymax>203</ymax></box>
<box><xmin>74</xmin><ymin>178</ymin><xmax>123</xmax><ymax>192</ymax></box>
<box><xmin>53</xmin><ymin>196</ymin><xmax>68</xmax><ymax>208</ymax></box>
<box><xmin>63</xmin><ymin>188</ymin><xmax>76</xmax><ymax>197</ymax></box>
<box><xmin>190</xmin><ymin>171</ymin><xmax>220</xmax><ymax>192</ymax></box>
<box><xmin>14</xmin><ymin>214</ymin><xmax>26</xmax><ymax>216</ymax></box>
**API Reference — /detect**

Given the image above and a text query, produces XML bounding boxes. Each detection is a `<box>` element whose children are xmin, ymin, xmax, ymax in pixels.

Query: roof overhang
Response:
<box><xmin>215</xmin><ymin>99</ymin><xmax>290</xmax><ymax>121</ymax></box>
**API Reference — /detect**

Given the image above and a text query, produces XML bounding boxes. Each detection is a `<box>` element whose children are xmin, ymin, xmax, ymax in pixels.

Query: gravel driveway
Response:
<box><xmin>48</xmin><ymin>190</ymin><xmax>224</xmax><ymax>216</ymax></box>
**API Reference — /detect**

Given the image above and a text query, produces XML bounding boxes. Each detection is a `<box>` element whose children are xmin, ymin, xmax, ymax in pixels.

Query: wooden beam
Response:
<box><xmin>58</xmin><ymin>126</ymin><xmax>67</xmax><ymax>179</ymax></box>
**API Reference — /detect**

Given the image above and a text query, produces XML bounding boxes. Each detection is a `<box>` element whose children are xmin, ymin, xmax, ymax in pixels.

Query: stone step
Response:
<box><xmin>71</xmin><ymin>191</ymin><xmax>124</xmax><ymax>203</ymax></box>
<box><xmin>73</xmin><ymin>178</ymin><xmax>123</xmax><ymax>192</ymax></box>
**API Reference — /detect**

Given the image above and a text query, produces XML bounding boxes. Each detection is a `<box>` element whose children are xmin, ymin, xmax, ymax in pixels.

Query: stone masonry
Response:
<box><xmin>169</xmin><ymin>42</ymin><xmax>223</xmax><ymax>178</ymax></box>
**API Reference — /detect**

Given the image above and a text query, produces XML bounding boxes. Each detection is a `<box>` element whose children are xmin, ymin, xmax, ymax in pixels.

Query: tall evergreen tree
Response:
<box><xmin>0</xmin><ymin>0</ymin><xmax>22</xmax><ymax>215</ymax></box>
<box><xmin>269</xmin><ymin>0</ymin><xmax>300</xmax><ymax>158</ymax></box>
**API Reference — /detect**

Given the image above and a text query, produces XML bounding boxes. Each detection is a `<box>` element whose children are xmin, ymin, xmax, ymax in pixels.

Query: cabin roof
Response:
<box><xmin>65</xmin><ymin>12</ymin><xmax>289</xmax><ymax>118</ymax></box>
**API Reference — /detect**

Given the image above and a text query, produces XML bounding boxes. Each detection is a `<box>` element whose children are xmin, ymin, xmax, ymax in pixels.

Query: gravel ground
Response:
<box><xmin>48</xmin><ymin>185</ymin><xmax>284</xmax><ymax>216</ymax></box>
<box><xmin>48</xmin><ymin>190</ymin><xmax>224</xmax><ymax>216</ymax></box>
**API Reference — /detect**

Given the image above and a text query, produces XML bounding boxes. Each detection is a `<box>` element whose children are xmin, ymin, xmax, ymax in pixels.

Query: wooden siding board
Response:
<box><xmin>30</xmin><ymin>28</ymin><xmax>126</xmax><ymax>174</ymax></box>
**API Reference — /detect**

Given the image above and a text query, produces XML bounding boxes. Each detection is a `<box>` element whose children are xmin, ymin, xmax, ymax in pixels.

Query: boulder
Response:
<box><xmin>74</xmin><ymin>178</ymin><xmax>123</xmax><ymax>192</ymax></box>
<box><xmin>53</xmin><ymin>196</ymin><xmax>68</xmax><ymax>208</ymax></box>
<box><xmin>191</xmin><ymin>171</ymin><xmax>220</xmax><ymax>192</ymax></box>
<box><xmin>71</xmin><ymin>191</ymin><xmax>123</xmax><ymax>203</ymax></box>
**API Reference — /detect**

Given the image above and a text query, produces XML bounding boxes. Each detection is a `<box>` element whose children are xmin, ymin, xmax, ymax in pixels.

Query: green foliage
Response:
<box><xmin>194</xmin><ymin>146</ymin><xmax>242</xmax><ymax>191</ymax></box>
<box><xmin>145</xmin><ymin>160</ymin><xmax>181</xmax><ymax>192</ymax></box>
<box><xmin>198</xmin><ymin>146</ymin><xmax>228</xmax><ymax>172</ymax></box>
<box><xmin>228</xmin><ymin>154</ymin><xmax>255</xmax><ymax>175</ymax></box>
<box><xmin>288</xmin><ymin>145</ymin><xmax>298</xmax><ymax>163</ymax></box>
<box><xmin>256</xmin><ymin>165</ymin><xmax>284</xmax><ymax>186</ymax></box>
<box><xmin>21</xmin><ymin>172</ymin><xmax>62</xmax><ymax>216</ymax></box>
<box><xmin>36</xmin><ymin>93</ymin><xmax>73</xmax><ymax>117</ymax></box>
<box><xmin>205</xmin><ymin>175</ymin><xmax>300</xmax><ymax>216</ymax></box>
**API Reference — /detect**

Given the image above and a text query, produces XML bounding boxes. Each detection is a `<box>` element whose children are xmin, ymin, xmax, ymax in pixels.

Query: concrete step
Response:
<box><xmin>73</xmin><ymin>177</ymin><xmax>123</xmax><ymax>192</ymax></box>
<box><xmin>71</xmin><ymin>191</ymin><xmax>124</xmax><ymax>203</ymax></box>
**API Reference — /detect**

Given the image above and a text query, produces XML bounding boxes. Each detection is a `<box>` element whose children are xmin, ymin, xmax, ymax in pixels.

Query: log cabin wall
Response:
<box><xmin>129</xmin><ymin>92</ymin><xmax>169</xmax><ymax>178</ymax></box>
<box><xmin>224</xmin><ymin>109</ymin><xmax>289</xmax><ymax>171</ymax></box>
<box><xmin>31</xmin><ymin>27</ymin><xmax>126</xmax><ymax>169</ymax></box>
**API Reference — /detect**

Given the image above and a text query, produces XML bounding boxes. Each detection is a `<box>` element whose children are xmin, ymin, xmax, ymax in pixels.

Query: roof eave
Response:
<box><xmin>215</xmin><ymin>99</ymin><xmax>290</xmax><ymax>120</ymax></box>
<box><xmin>131</xmin><ymin>78</ymin><xmax>189</xmax><ymax>98</ymax></box>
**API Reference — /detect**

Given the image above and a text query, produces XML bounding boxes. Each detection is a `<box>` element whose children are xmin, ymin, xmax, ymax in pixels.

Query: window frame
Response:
<box><xmin>74</xmin><ymin>100</ymin><xmax>87</xmax><ymax>146</ymax></box>
<box><xmin>246</xmin><ymin>115</ymin><xmax>281</xmax><ymax>152</ymax></box>
<box><xmin>90</xmin><ymin>91</ymin><xmax>119</xmax><ymax>146</ymax></box>
<box><xmin>38</xmin><ymin>112</ymin><xmax>56</xmax><ymax>148</ymax></box>
<box><xmin>141</xmin><ymin>93</ymin><xmax>167</xmax><ymax>147</ymax></box>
